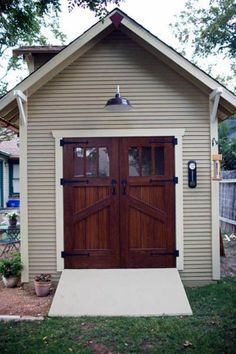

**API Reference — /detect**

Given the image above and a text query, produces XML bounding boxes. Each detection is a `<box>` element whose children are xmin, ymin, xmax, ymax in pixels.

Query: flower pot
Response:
<box><xmin>2</xmin><ymin>275</ymin><xmax>19</xmax><ymax>288</ymax></box>
<box><xmin>9</xmin><ymin>219</ymin><xmax>17</xmax><ymax>227</ymax></box>
<box><xmin>34</xmin><ymin>280</ymin><xmax>51</xmax><ymax>297</ymax></box>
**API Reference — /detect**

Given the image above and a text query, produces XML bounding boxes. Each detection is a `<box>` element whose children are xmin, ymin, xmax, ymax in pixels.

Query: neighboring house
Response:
<box><xmin>0</xmin><ymin>138</ymin><xmax>20</xmax><ymax>208</ymax></box>
<box><xmin>0</xmin><ymin>9</ymin><xmax>235</xmax><ymax>285</ymax></box>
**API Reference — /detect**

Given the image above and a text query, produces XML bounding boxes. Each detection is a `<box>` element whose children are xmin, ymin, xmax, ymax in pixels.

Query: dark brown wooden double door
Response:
<box><xmin>62</xmin><ymin>137</ymin><xmax>176</xmax><ymax>269</ymax></box>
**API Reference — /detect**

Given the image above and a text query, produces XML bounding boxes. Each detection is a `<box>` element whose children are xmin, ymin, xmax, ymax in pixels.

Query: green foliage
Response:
<box><xmin>68</xmin><ymin>0</ymin><xmax>122</xmax><ymax>17</ymax></box>
<box><xmin>0</xmin><ymin>278</ymin><xmax>235</xmax><ymax>353</ymax></box>
<box><xmin>171</xmin><ymin>0</ymin><xmax>236</xmax><ymax>59</ymax></box>
<box><xmin>219</xmin><ymin>121</ymin><xmax>236</xmax><ymax>170</ymax></box>
<box><xmin>7</xmin><ymin>211</ymin><xmax>18</xmax><ymax>222</ymax></box>
<box><xmin>0</xmin><ymin>0</ymin><xmax>123</xmax><ymax>96</ymax></box>
<box><xmin>0</xmin><ymin>0</ymin><xmax>66</xmax><ymax>96</ymax></box>
<box><xmin>0</xmin><ymin>253</ymin><xmax>23</xmax><ymax>278</ymax></box>
<box><xmin>0</xmin><ymin>1</ymin><xmax>62</xmax><ymax>49</ymax></box>
<box><xmin>171</xmin><ymin>0</ymin><xmax>236</xmax><ymax>92</ymax></box>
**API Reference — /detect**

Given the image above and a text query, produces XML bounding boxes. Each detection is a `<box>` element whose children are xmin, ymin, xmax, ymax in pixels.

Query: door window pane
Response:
<box><xmin>74</xmin><ymin>147</ymin><xmax>84</xmax><ymax>176</ymax></box>
<box><xmin>86</xmin><ymin>148</ymin><xmax>97</xmax><ymax>176</ymax></box>
<box><xmin>155</xmin><ymin>147</ymin><xmax>164</xmax><ymax>175</ymax></box>
<box><xmin>129</xmin><ymin>147</ymin><xmax>140</xmax><ymax>176</ymax></box>
<box><xmin>141</xmin><ymin>147</ymin><xmax>152</xmax><ymax>176</ymax></box>
<box><xmin>99</xmin><ymin>147</ymin><xmax>109</xmax><ymax>177</ymax></box>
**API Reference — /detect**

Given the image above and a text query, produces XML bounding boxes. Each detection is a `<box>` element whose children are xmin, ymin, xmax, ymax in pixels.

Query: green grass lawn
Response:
<box><xmin>0</xmin><ymin>278</ymin><xmax>235</xmax><ymax>354</ymax></box>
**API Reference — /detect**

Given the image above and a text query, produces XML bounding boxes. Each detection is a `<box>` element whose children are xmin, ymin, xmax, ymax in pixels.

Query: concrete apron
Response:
<box><xmin>49</xmin><ymin>269</ymin><xmax>192</xmax><ymax>317</ymax></box>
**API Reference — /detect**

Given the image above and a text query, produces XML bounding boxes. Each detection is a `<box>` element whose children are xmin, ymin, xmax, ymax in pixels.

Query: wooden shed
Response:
<box><xmin>0</xmin><ymin>9</ymin><xmax>235</xmax><ymax>287</ymax></box>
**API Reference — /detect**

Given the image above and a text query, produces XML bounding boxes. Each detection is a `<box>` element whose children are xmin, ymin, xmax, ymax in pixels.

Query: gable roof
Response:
<box><xmin>0</xmin><ymin>8</ymin><xmax>235</xmax><ymax>126</ymax></box>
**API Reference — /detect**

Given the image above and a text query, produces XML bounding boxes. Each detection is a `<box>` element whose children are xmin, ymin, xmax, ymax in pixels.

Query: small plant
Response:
<box><xmin>0</xmin><ymin>252</ymin><xmax>23</xmax><ymax>278</ymax></box>
<box><xmin>34</xmin><ymin>273</ymin><xmax>52</xmax><ymax>296</ymax></box>
<box><xmin>7</xmin><ymin>211</ymin><xmax>18</xmax><ymax>226</ymax></box>
<box><xmin>7</xmin><ymin>211</ymin><xmax>18</xmax><ymax>222</ymax></box>
<box><xmin>34</xmin><ymin>273</ymin><xmax>51</xmax><ymax>282</ymax></box>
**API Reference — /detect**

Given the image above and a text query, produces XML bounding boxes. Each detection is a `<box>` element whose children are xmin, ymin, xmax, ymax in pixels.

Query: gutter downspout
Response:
<box><xmin>14</xmin><ymin>90</ymin><xmax>27</xmax><ymax>126</ymax></box>
<box><xmin>209</xmin><ymin>87</ymin><xmax>222</xmax><ymax>280</ymax></box>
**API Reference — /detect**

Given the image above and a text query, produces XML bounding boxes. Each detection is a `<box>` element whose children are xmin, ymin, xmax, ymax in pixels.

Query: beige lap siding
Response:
<box><xmin>27</xmin><ymin>31</ymin><xmax>211</xmax><ymax>283</ymax></box>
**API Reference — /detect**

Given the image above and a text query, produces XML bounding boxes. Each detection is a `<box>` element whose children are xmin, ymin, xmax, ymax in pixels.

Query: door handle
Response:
<box><xmin>111</xmin><ymin>179</ymin><xmax>117</xmax><ymax>195</ymax></box>
<box><xmin>121</xmin><ymin>179</ymin><xmax>128</xmax><ymax>195</ymax></box>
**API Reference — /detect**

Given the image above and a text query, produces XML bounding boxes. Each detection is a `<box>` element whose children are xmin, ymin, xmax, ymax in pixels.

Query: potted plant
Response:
<box><xmin>0</xmin><ymin>252</ymin><xmax>23</xmax><ymax>288</ymax></box>
<box><xmin>7</xmin><ymin>211</ymin><xmax>18</xmax><ymax>227</ymax></box>
<box><xmin>34</xmin><ymin>273</ymin><xmax>52</xmax><ymax>297</ymax></box>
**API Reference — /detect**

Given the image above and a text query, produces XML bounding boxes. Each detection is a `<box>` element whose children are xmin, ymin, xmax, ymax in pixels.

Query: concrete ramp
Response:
<box><xmin>49</xmin><ymin>269</ymin><xmax>192</xmax><ymax>316</ymax></box>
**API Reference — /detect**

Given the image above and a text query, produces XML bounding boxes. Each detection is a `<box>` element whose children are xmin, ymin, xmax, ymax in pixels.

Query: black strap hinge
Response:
<box><xmin>61</xmin><ymin>251</ymin><xmax>90</xmax><ymax>257</ymax></box>
<box><xmin>149</xmin><ymin>137</ymin><xmax>178</xmax><ymax>145</ymax></box>
<box><xmin>174</xmin><ymin>176</ymin><xmax>178</xmax><ymax>184</ymax></box>
<box><xmin>172</xmin><ymin>137</ymin><xmax>178</xmax><ymax>145</ymax></box>
<box><xmin>150</xmin><ymin>177</ymin><xmax>178</xmax><ymax>184</ymax></box>
<box><xmin>60</xmin><ymin>139</ymin><xmax>89</xmax><ymax>146</ymax></box>
<box><xmin>150</xmin><ymin>250</ymin><xmax>179</xmax><ymax>257</ymax></box>
<box><xmin>60</xmin><ymin>178</ymin><xmax>89</xmax><ymax>185</ymax></box>
<box><xmin>174</xmin><ymin>250</ymin><xmax>179</xmax><ymax>257</ymax></box>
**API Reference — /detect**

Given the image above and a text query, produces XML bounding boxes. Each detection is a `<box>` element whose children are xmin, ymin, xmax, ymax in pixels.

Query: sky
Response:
<box><xmin>3</xmin><ymin>0</ymin><xmax>235</xmax><ymax>91</ymax></box>
<box><xmin>59</xmin><ymin>0</ymin><xmax>189</xmax><ymax>46</ymax></box>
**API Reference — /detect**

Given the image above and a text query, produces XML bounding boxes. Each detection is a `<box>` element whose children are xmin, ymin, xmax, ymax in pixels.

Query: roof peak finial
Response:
<box><xmin>110</xmin><ymin>11</ymin><xmax>124</xmax><ymax>29</ymax></box>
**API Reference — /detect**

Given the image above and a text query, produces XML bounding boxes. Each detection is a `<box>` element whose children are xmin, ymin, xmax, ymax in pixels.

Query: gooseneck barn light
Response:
<box><xmin>105</xmin><ymin>85</ymin><xmax>132</xmax><ymax>112</ymax></box>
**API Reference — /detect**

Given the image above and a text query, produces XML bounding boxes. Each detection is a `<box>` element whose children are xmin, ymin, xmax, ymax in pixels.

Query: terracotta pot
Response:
<box><xmin>2</xmin><ymin>276</ymin><xmax>19</xmax><ymax>288</ymax></box>
<box><xmin>34</xmin><ymin>281</ymin><xmax>51</xmax><ymax>297</ymax></box>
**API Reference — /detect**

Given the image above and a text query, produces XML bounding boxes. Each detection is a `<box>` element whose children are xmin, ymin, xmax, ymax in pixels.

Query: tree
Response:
<box><xmin>171</xmin><ymin>0</ymin><xmax>236</xmax><ymax>92</ymax></box>
<box><xmin>68</xmin><ymin>0</ymin><xmax>122</xmax><ymax>17</ymax></box>
<box><xmin>219</xmin><ymin>121</ymin><xmax>236</xmax><ymax>170</ymax></box>
<box><xmin>0</xmin><ymin>0</ymin><xmax>123</xmax><ymax>143</ymax></box>
<box><xmin>0</xmin><ymin>0</ymin><xmax>123</xmax><ymax>97</ymax></box>
<box><xmin>0</xmin><ymin>0</ymin><xmax>66</xmax><ymax>96</ymax></box>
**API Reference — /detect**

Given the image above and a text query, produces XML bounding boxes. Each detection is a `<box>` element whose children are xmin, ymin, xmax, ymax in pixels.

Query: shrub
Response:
<box><xmin>0</xmin><ymin>253</ymin><xmax>23</xmax><ymax>278</ymax></box>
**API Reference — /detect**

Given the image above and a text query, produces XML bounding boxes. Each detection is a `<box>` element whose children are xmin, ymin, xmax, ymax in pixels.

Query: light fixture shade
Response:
<box><xmin>105</xmin><ymin>86</ymin><xmax>132</xmax><ymax>112</ymax></box>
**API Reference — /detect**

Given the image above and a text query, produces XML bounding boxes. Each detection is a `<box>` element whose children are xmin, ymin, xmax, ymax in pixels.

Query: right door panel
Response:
<box><xmin>119</xmin><ymin>137</ymin><xmax>176</xmax><ymax>268</ymax></box>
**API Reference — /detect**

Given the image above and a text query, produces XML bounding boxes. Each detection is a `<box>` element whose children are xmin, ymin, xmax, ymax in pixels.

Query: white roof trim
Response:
<box><xmin>0</xmin><ymin>8</ymin><xmax>235</xmax><ymax>112</ymax></box>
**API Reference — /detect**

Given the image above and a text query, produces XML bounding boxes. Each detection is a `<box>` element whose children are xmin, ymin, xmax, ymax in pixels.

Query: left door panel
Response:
<box><xmin>63</xmin><ymin>138</ymin><xmax>120</xmax><ymax>268</ymax></box>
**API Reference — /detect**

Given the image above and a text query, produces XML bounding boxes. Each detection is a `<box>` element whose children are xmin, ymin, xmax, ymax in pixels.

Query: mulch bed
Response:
<box><xmin>0</xmin><ymin>280</ymin><xmax>55</xmax><ymax>317</ymax></box>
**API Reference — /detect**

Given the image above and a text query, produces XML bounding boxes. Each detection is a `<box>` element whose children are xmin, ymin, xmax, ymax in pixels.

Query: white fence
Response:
<box><xmin>220</xmin><ymin>170</ymin><xmax>236</xmax><ymax>234</ymax></box>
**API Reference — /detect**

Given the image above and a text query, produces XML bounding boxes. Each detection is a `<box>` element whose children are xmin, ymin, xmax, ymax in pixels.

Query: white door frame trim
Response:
<box><xmin>52</xmin><ymin>128</ymin><xmax>185</xmax><ymax>271</ymax></box>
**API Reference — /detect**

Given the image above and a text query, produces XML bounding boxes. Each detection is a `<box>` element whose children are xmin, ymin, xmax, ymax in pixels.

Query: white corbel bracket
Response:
<box><xmin>209</xmin><ymin>87</ymin><xmax>223</xmax><ymax>123</ymax></box>
<box><xmin>14</xmin><ymin>90</ymin><xmax>27</xmax><ymax>126</ymax></box>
